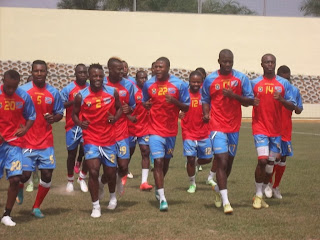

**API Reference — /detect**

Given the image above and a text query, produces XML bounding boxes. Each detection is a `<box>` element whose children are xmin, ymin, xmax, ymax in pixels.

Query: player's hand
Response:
<box><xmin>179</xmin><ymin>111</ymin><xmax>186</xmax><ymax>119</ymax></box>
<box><xmin>202</xmin><ymin>114</ymin><xmax>210</xmax><ymax>123</ymax></box>
<box><xmin>165</xmin><ymin>94</ymin><xmax>177</xmax><ymax>104</ymax></box>
<box><xmin>122</xmin><ymin>101</ymin><xmax>132</xmax><ymax>114</ymax></box>
<box><xmin>273</xmin><ymin>91</ymin><xmax>283</xmax><ymax>102</ymax></box>
<box><xmin>107</xmin><ymin>111</ymin><xmax>116</xmax><ymax>124</ymax></box>
<box><xmin>222</xmin><ymin>86</ymin><xmax>234</xmax><ymax>98</ymax></box>
<box><xmin>44</xmin><ymin>113</ymin><xmax>54</xmax><ymax>124</ymax></box>
<box><xmin>253</xmin><ymin>93</ymin><xmax>260</xmax><ymax>106</ymax></box>
<box><xmin>126</xmin><ymin>115</ymin><xmax>137</xmax><ymax>123</ymax></box>
<box><xmin>14</xmin><ymin>124</ymin><xmax>28</xmax><ymax>137</ymax></box>
<box><xmin>143</xmin><ymin>99</ymin><xmax>152</xmax><ymax>110</ymax></box>
<box><xmin>80</xmin><ymin>120</ymin><xmax>90</xmax><ymax>129</ymax></box>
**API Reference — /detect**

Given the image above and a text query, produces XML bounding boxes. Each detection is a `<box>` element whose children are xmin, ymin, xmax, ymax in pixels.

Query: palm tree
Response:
<box><xmin>57</xmin><ymin>0</ymin><xmax>104</xmax><ymax>10</ymax></box>
<box><xmin>300</xmin><ymin>0</ymin><xmax>320</xmax><ymax>16</ymax></box>
<box><xmin>202</xmin><ymin>0</ymin><xmax>256</xmax><ymax>15</ymax></box>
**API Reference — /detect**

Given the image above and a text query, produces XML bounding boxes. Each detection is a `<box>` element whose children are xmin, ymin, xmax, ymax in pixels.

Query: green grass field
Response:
<box><xmin>0</xmin><ymin>121</ymin><xmax>319</xmax><ymax>240</ymax></box>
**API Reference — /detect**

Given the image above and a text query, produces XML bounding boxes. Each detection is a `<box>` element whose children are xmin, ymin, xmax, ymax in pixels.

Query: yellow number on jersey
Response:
<box><xmin>109</xmin><ymin>154</ymin><xmax>116</xmax><ymax>163</ymax></box>
<box><xmin>120</xmin><ymin>146</ymin><xmax>127</xmax><ymax>156</ymax></box>
<box><xmin>49</xmin><ymin>155</ymin><xmax>55</xmax><ymax>164</ymax></box>
<box><xmin>205</xmin><ymin>147</ymin><xmax>212</xmax><ymax>155</ymax></box>
<box><xmin>191</xmin><ymin>100</ymin><xmax>198</xmax><ymax>108</ymax></box>
<box><xmin>4</xmin><ymin>100</ymin><xmax>15</xmax><ymax>110</ymax></box>
<box><xmin>37</xmin><ymin>95</ymin><xmax>42</xmax><ymax>105</ymax></box>
<box><xmin>158</xmin><ymin>87</ymin><xmax>168</xmax><ymax>96</ymax></box>
<box><xmin>96</xmin><ymin>99</ymin><xmax>101</xmax><ymax>109</ymax></box>
<box><xmin>10</xmin><ymin>160</ymin><xmax>21</xmax><ymax>171</ymax></box>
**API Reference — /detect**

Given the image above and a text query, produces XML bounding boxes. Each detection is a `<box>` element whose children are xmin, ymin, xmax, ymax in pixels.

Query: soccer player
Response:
<box><xmin>17</xmin><ymin>60</ymin><xmax>64</xmax><ymax>218</ymax></box>
<box><xmin>99</xmin><ymin>58</ymin><xmax>136</xmax><ymax>196</ymax></box>
<box><xmin>127</xmin><ymin>70</ymin><xmax>153</xmax><ymax>191</ymax></box>
<box><xmin>0</xmin><ymin>70</ymin><xmax>35</xmax><ymax>226</ymax></box>
<box><xmin>143</xmin><ymin>57</ymin><xmax>190</xmax><ymax>211</ymax></box>
<box><xmin>251</xmin><ymin>54</ymin><xmax>296</xmax><ymax>209</ymax></box>
<box><xmin>180</xmin><ymin>71</ymin><xmax>213</xmax><ymax>194</ymax></box>
<box><xmin>264</xmin><ymin>65</ymin><xmax>303</xmax><ymax>199</ymax></box>
<box><xmin>202</xmin><ymin>49</ymin><xmax>254</xmax><ymax>214</ymax></box>
<box><xmin>72</xmin><ymin>63</ymin><xmax>122</xmax><ymax>218</ymax></box>
<box><xmin>60</xmin><ymin>64</ymin><xmax>89</xmax><ymax>193</ymax></box>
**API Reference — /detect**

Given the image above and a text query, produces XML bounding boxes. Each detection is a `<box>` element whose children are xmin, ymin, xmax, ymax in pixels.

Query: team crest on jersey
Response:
<box><xmin>103</xmin><ymin>97</ymin><xmax>111</xmax><ymax>104</ymax></box>
<box><xmin>231</xmin><ymin>80</ymin><xmax>238</xmax><ymax>87</ymax></box>
<box><xmin>86</xmin><ymin>101</ymin><xmax>91</xmax><ymax>107</ymax></box>
<box><xmin>215</xmin><ymin>84</ymin><xmax>220</xmax><ymax>90</ymax></box>
<box><xmin>168</xmin><ymin>88</ymin><xmax>176</xmax><ymax>94</ymax></box>
<box><xmin>152</xmin><ymin>88</ymin><xmax>157</xmax><ymax>95</ymax></box>
<box><xmin>275</xmin><ymin>86</ymin><xmax>282</xmax><ymax>92</ymax></box>
<box><xmin>258</xmin><ymin>86</ymin><xmax>263</xmax><ymax>92</ymax></box>
<box><xmin>16</xmin><ymin>102</ymin><xmax>23</xmax><ymax>109</ymax></box>
<box><xmin>45</xmin><ymin>97</ymin><xmax>52</xmax><ymax>104</ymax></box>
<box><xmin>137</xmin><ymin>95</ymin><xmax>142</xmax><ymax>101</ymax></box>
<box><xmin>119</xmin><ymin>90</ymin><xmax>127</xmax><ymax>97</ymax></box>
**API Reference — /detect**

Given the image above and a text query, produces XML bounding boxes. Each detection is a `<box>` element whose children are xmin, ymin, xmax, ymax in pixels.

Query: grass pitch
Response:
<box><xmin>0</xmin><ymin>121</ymin><xmax>319</xmax><ymax>240</ymax></box>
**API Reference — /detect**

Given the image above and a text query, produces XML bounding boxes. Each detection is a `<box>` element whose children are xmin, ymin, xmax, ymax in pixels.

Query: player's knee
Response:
<box><xmin>8</xmin><ymin>175</ymin><xmax>20</xmax><ymax>186</ymax></box>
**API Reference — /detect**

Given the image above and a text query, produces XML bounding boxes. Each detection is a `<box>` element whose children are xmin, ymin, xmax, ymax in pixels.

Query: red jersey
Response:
<box><xmin>181</xmin><ymin>90</ymin><xmax>209</xmax><ymax>140</ymax></box>
<box><xmin>60</xmin><ymin>81</ymin><xmax>88</xmax><ymax>131</ymax></box>
<box><xmin>80</xmin><ymin>85</ymin><xmax>117</xmax><ymax>146</ymax></box>
<box><xmin>0</xmin><ymin>85</ymin><xmax>36</xmax><ymax>146</ymax></box>
<box><xmin>201</xmin><ymin>70</ymin><xmax>253</xmax><ymax>133</ymax></box>
<box><xmin>251</xmin><ymin>76</ymin><xmax>296</xmax><ymax>137</ymax></box>
<box><xmin>142</xmin><ymin>75</ymin><xmax>190</xmax><ymax>137</ymax></box>
<box><xmin>128</xmin><ymin>87</ymin><xmax>149</xmax><ymax>137</ymax></box>
<box><xmin>20</xmin><ymin>82</ymin><xmax>64</xmax><ymax>149</ymax></box>
<box><xmin>104</xmin><ymin>77</ymin><xmax>136</xmax><ymax>141</ymax></box>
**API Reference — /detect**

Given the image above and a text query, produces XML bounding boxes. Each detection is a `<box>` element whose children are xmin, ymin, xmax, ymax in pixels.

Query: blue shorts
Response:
<box><xmin>210</xmin><ymin>131</ymin><xmax>239</xmax><ymax>156</ymax></box>
<box><xmin>183</xmin><ymin>138</ymin><xmax>213</xmax><ymax>158</ymax></box>
<box><xmin>253</xmin><ymin>134</ymin><xmax>281</xmax><ymax>158</ymax></box>
<box><xmin>84</xmin><ymin>144</ymin><xmax>117</xmax><ymax>167</ymax></box>
<box><xmin>66</xmin><ymin>126</ymin><xmax>83</xmax><ymax>151</ymax></box>
<box><xmin>129</xmin><ymin>135</ymin><xmax>150</xmax><ymax>148</ymax></box>
<box><xmin>149</xmin><ymin>135</ymin><xmax>176</xmax><ymax>159</ymax></box>
<box><xmin>281</xmin><ymin>140</ymin><xmax>293</xmax><ymax>157</ymax></box>
<box><xmin>116</xmin><ymin>138</ymin><xmax>130</xmax><ymax>159</ymax></box>
<box><xmin>22</xmin><ymin>147</ymin><xmax>56</xmax><ymax>171</ymax></box>
<box><xmin>0</xmin><ymin>143</ymin><xmax>23</xmax><ymax>179</ymax></box>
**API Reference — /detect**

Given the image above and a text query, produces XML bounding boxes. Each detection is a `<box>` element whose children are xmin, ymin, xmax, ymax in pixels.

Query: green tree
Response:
<box><xmin>202</xmin><ymin>0</ymin><xmax>256</xmax><ymax>15</ymax></box>
<box><xmin>300</xmin><ymin>0</ymin><xmax>320</xmax><ymax>16</ymax></box>
<box><xmin>57</xmin><ymin>0</ymin><xmax>104</xmax><ymax>10</ymax></box>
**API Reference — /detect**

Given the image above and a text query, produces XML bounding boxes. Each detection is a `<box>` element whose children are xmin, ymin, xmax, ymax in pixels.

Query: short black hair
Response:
<box><xmin>195</xmin><ymin>67</ymin><xmax>206</xmax><ymax>79</ymax></box>
<box><xmin>32</xmin><ymin>60</ymin><xmax>47</xmax><ymax>70</ymax></box>
<box><xmin>3</xmin><ymin>70</ymin><xmax>20</xmax><ymax>81</ymax></box>
<box><xmin>189</xmin><ymin>70</ymin><xmax>203</xmax><ymax>79</ymax></box>
<box><xmin>107</xmin><ymin>57</ymin><xmax>122</xmax><ymax>68</ymax></box>
<box><xmin>277</xmin><ymin>65</ymin><xmax>290</xmax><ymax>75</ymax></box>
<box><xmin>88</xmin><ymin>63</ymin><xmax>103</xmax><ymax>73</ymax></box>
<box><xmin>75</xmin><ymin>63</ymin><xmax>86</xmax><ymax>71</ymax></box>
<box><xmin>136</xmin><ymin>70</ymin><xmax>147</xmax><ymax>77</ymax></box>
<box><xmin>156</xmin><ymin>57</ymin><xmax>170</xmax><ymax>68</ymax></box>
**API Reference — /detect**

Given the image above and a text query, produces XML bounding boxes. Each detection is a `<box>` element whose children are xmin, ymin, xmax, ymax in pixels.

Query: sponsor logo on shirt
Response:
<box><xmin>119</xmin><ymin>90</ymin><xmax>127</xmax><ymax>97</ymax></box>
<box><xmin>258</xmin><ymin>86</ymin><xmax>263</xmax><ymax>92</ymax></box>
<box><xmin>45</xmin><ymin>97</ymin><xmax>52</xmax><ymax>104</ymax></box>
<box><xmin>168</xmin><ymin>88</ymin><xmax>176</xmax><ymax>94</ymax></box>
<box><xmin>103</xmin><ymin>97</ymin><xmax>111</xmax><ymax>104</ymax></box>
<box><xmin>275</xmin><ymin>86</ymin><xmax>282</xmax><ymax>92</ymax></box>
<box><xmin>137</xmin><ymin>96</ymin><xmax>142</xmax><ymax>101</ymax></box>
<box><xmin>231</xmin><ymin>80</ymin><xmax>238</xmax><ymax>87</ymax></box>
<box><xmin>16</xmin><ymin>102</ymin><xmax>23</xmax><ymax>109</ymax></box>
<box><xmin>152</xmin><ymin>88</ymin><xmax>157</xmax><ymax>95</ymax></box>
<box><xmin>215</xmin><ymin>84</ymin><xmax>220</xmax><ymax>90</ymax></box>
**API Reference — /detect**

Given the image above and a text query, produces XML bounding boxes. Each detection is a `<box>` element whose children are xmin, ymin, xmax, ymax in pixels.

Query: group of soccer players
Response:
<box><xmin>0</xmin><ymin>49</ymin><xmax>303</xmax><ymax>226</ymax></box>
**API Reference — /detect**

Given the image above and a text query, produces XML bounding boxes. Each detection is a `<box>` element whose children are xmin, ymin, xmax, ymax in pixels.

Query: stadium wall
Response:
<box><xmin>0</xmin><ymin>7</ymin><xmax>319</xmax><ymax>118</ymax></box>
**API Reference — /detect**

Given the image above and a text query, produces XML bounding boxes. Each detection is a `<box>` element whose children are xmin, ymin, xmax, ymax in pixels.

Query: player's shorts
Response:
<box><xmin>66</xmin><ymin>126</ymin><xmax>83</xmax><ymax>151</ymax></box>
<box><xmin>84</xmin><ymin>144</ymin><xmax>117</xmax><ymax>167</ymax></box>
<box><xmin>116</xmin><ymin>138</ymin><xmax>130</xmax><ymax>159</ymax></box>
<box><xmin>129</xmin><ymin>135</ymin><xmax>150</xmax><ymax>148</ymax></box>
<box><xmin>22</xmin><ymin>147</ymin><xmax>56</xmax><ymax>171</ymax></box>
<box><xmin>253</xmin><ymin>134</ymin><xmax>281</xmax><ymax>158</ymax></box>
<box><xmin>0</xmin><ymin>143</ymin><xmax>23</xmax><ymax>179</ymax></box>
<box><xmin>149</xmin><ymin>135</ymin><xmax>176</xmax><ymax>159</ymax></box>
<box><xmin>210</xmin><ymin>131</ymin><xmax>239</xmax><ymax>156</ymax></box>
<box><xmin>183</xmin><ymin>138</ymin><xmax>213</xmax><ymax>158</ymax></box>
<box><xmin>281</xmin><ymin>140</ymin><xmax>293</xmax><ymax>157</ymax></box>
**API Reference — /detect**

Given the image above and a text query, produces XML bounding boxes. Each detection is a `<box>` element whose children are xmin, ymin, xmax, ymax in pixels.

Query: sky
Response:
<box><xmin>0</xmin><ymin>0</ymin><xmax>305</xmax><ymax>17</ymax></box>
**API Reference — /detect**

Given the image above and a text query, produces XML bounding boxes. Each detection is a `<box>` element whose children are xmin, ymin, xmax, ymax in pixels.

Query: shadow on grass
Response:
<box><xmin>15</xmin><ymin>207</ymin><xmax>71</xmax><ymax>223</ymax></box>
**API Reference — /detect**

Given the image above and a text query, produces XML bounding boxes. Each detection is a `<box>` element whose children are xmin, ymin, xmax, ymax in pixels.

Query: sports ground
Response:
<box><xmin>0</xmin><ymin>120</ymin><xmax>319</xmax><ymax>240</ymax></box>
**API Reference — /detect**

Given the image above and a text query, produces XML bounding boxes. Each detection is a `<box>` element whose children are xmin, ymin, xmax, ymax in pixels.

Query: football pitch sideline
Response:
<box><xmin>0</xmin><ymin>121</ymin><xmax>319</xmax><ymax>240</ymax></box>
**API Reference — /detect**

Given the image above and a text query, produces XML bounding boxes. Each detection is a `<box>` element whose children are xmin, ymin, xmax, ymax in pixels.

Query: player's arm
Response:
<box><xmin>14</xmin><ymin>120</ymin><xmax>34</xmax><ymax>137</ymax></box>
<box><xmin>63</xmin><ymin>100</ymin><xmax>74</xmax><ymax>108</ymax></box>
<box><xmin>223</xmin><ymin>87</ymin><xmax>254</xmax><ymax>106</ymax></box>
<box><xmin>72</xmin><ymin>93</ymin><xmax>89</xmax><ymax>129</ymax></box>
<box><xmin>202</xmin><ymin>103</ymin><xmax>210</xmax><ymax>123</ymax></box>
<box><xmin>294</xmin><ymin>90</ymin><xmax>303</xmax><ymax>114</ymax></box>
<box><xmin>112</xmin><ymin>89</ymin><xmax>123</xmax><ymax>123</ymax></box>
<box><xmin>165</xmin><ymin>94</ymin><xmax>189</xmax><ymax>112</ymax></box>
<box><xmin>274</xmin><ymin>92</ymin><xmax>295</xmax><ymax>111</ymax></box>
<box><xmin>60</xmin><ymin>88</ymin><xmax>73</xmax><ymax>108</ymax></box>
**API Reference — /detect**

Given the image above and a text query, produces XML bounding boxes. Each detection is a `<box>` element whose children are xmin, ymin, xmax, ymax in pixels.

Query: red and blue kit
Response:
<box><xmin>202</xmin><ymin>70</ymin><xmax>254</xmax><ymax>133</ymax></box>
<box><xmin>128</xmin><ymin>87</ymin><xmax>149</xmax><ymax>138</ymax></box>
<box><xmin>20</xmin><ymin>82</ymin><xmax>64</xmax><ymax>149</ymax></box>
<box><xmin>142</xmin><ymin>75</ymin><xmax>190</xmax><ymax>137</ymax></box>
<box><xmin>79</xmin><ymin>85</ymin><xmax>117</xmax><ymax>146</ymax></box>
<box><xmin>181</xmin><ymin>90</ymin><xmax>209</xmax><ymax>140</ymax></box>
<box><xmin>0</xmin><ymin>85</ymin><xmax>36</xmax><ymax>146</ymax></box>
<box><xmin>60</xmin><ymin>81</ymin><xmax>89</xmax><ymax>131</ymax></box>
<box><xmin>281</xmin><ymin>85</ymin><xmax>303</xmax><ymax>142</ymax></box>
<box><xmin>104</xmin><ymin>77</ymin><xmax>136</xmax><ymax>141</ymax></box>
<box><xmin>251</xmin><ymin>76</ymin><xmax>296</xmax><ymax>137</ymax></box>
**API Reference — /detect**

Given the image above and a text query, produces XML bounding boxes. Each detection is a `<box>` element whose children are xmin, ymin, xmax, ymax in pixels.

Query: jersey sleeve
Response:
<box><xmin>22</xmin><ymin>92</ymin><xmax>36</xmax><ymax>121</ymax></box>
<box><xmin>53</xmin><ymin>89</ymin><xmax>64</xmax><ymax>115</ymax></box>
<box><xmin>60</xmin><ymin>86</ymin><xmax>70</xmax><ymax>104</ymax></box>
<box><xmin>142</xmin><ymin>81</ymin><xmax>151</xmax><ymax>102</ymax></box>
<box><xmin>240</xmin><ymin>74</ymin><xmax>254</xmax><ymax>98</ymax></box>
<box><xmin>283</xmin><ymin>80</ymin><xmax>297</xmax><ymax>106</ymax></box>
<box><xmin>201</xmin><ymin>76</ymin><xmax>211</xmax><ymax>104</ymax></box>
<box><xmin>294</xmin><ymin>86</ymin><xmax>303</xmax><ymax>110</ymax></box>
<box><xmin>179</xmin><ymin>80</ymin><xmax>190</xmax><ymax>105</ymax></box>
<box><xmin>129</xmin><ymin>83</ymin><xmax>137</xmax><ymax>109</ymax></box>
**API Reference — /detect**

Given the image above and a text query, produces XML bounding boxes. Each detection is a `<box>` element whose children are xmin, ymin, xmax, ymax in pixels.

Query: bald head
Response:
<box><xmin>219</xmin><ymin>49</ymin><xmax>233</xmax><ymax>60</ymax></box>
